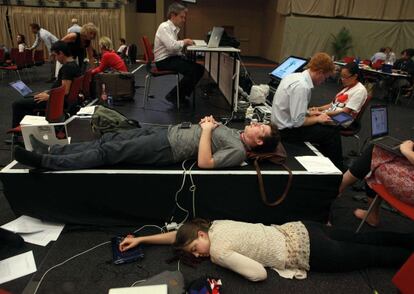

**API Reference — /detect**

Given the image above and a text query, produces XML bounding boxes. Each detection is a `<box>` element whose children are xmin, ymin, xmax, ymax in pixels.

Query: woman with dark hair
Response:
<box><xmin>17</xmin><ymin>34</ymin><xmax>26</xmax><ymax>52</ymax></box>
<box><xmin>120</xmin><ymin>218</ymin><xmax>413</xmax><ymax>281</ymax></box>
<box><xmin>310</xmin><ymin>62</ymin><xmax>367</xmax><ymax>127</ymax></box>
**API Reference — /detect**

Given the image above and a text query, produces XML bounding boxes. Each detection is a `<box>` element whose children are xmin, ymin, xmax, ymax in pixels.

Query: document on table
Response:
<box><xmin>20</xmin><ymin>115</ymin><xmax>48</xmax><ymax>125</ymax></box>
<box><xmin>1</xmin><ymin>215</ymin><xmax>65</xmax><ymax>247</ymax></box>
<box><xmin>0</xmin><ymin>251</ymin><xmax>37</xmax><ymax>284</ymax></box>
<box><xmin>76</xmin><ymin>105</ymin><xmax>96</xmax><ymax>116</ymax></box>
<box><xmin>295</xmin><ymin>156</ymin><xmax>340</xmax><ymax>173</ymax></box>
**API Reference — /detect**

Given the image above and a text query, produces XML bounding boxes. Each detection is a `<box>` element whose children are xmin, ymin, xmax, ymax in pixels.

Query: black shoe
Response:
<box><xmin>14</xmin><ymin>146</ymin><xmax>43</xmax><ymax>168</ymax></box>
<box><xmin>29</xmin><ymin>135</ymin><xmax>49</xmax><ymax>155</ymax></box>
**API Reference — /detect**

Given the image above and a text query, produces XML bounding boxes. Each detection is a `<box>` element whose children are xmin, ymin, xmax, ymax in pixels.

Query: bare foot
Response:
<box><xmin>353</xmin><ymin>209</ymin><xmax>380</xmax><ymax>227</ymax></box>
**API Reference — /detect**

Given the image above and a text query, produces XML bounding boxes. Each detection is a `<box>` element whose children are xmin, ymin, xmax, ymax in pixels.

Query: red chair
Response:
<box><xmin>392</xmin><ymin>253</ymin><xmax>414</xmax><ymax>294</ymax></box>
<box><xmin>34</xmin><ymin>49</ymin><xmax>45</xmax><ymax>66</ymax></box>
<box><xmin>9</xmin><ymin>48</ymin><xmax>18</xmax><ymax>63</ymax></box>
<box><xmin>0</xmin><ymin>51</ymin><xmax>26</xmax><ymax>80</ymax></box>
<box><xmin>343</xmin><ymin>56</ymin><xmax>355</xmax><ymax>64</ymax></box>
<box><xmin>7</xmin><ymin>85</ymin><xmax>66</xmax><ymax>159</ymax></box>
<box><xmin>81</xmin><ymin>69</ymin><xmax>93</xmax><ymax>102</ymax></box>
<box><xmin>141</xmin><ymin>35</ymin><xmax>181</xmax><ymax>110</ymax></box>
<box><xmin>340</xmin><ymin>95</ymin><xmax>372</xmax><ymax>155</ymax></box>
<box><xmin>356</xmin><ymin>183</ymin><xmax>414</xmax><ymax>232</ymax></box>
<box><xmin>371</xmin><ymin>59</ymin><xmax>384</xmax><ymax>70</ymax></box>
<box><xmin>0</xmin><ymin>48</ymin><xmax>5</xmax><ymax>64</ymax></box>
<box><xmin>65</xmin><ymin>75</ymin><xmax>84</xmax><ymax>113</ymax></box>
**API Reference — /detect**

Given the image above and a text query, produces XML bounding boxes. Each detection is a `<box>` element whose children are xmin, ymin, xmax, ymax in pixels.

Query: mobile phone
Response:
<box><xmin>180</xmin><ymin>122</ymin><xmax>192</xmax><ymax>129</ymax></box>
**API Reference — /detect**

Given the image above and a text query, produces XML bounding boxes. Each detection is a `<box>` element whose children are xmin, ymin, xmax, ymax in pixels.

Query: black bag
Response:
<box><xmin>128</xmin><ymin>43</ymin><xmax>137</xmax><ymax>64</ymax></box>
<box><xmin>95</xmin><ymin>71</ymin><xmax>135</xmax><ymax>101</ymax></box>
<box><xmin>247</xmin><ymin>142</ymin><xmax>292</xmax><ymax>206</ymax></box>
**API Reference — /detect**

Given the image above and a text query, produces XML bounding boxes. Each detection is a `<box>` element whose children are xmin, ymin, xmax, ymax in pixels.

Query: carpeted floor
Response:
<box><xmin>1</xmin><ymin>57</ymin><xmax>413</xmax><ymax>294</ymax></box>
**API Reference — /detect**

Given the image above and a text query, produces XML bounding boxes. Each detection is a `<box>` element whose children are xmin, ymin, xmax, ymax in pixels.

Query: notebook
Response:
<box><xmin>108</xmin><ymin>285</ymin><xmax>167</xmax><ymax>294</ymax></box>
<box><xmin>193</xmin><ymin>39</ymin><xmax>207</xmax><ymax>46</ymax></box>
<box><xmin>192</xmin><ymin>27</ymin><xmax>224</xmax><ymax>48</ymax></box>
<box><xmin>9</xmin><ymin>80</ymin><xmax>36</xmax><ymax>98</ymax></box>
<box><xmin>370</xmin><ymin>105</ymin><xmax>403</xmax><ymax>156</ymax></box>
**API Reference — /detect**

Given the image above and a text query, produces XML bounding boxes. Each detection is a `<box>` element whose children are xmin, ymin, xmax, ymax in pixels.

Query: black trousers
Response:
<box><xmin>280</xmin><ymin>124</ymin><xmax>343</xmax><ymax>170</ymax></box>
<box><xmin>304</xmin><ymin>221</ymin><xmax>411</xmax><ymax>272</ymax></box>
<box><xmin>12</xmin><ymin>98</ymin><xmax>47</xmax><ymax>128</ymax></box>
<box><xmin>156</xmin><ymin>55</ymin><xmax>204</xmax><ymax>97</ymax></box>
<box><xmin>349</xmin><ymin>144</ymin><xmax>377</xmax><ymax>197</ymax></box>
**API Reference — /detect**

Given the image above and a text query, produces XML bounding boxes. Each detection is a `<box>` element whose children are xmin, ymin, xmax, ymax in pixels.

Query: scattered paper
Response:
<box><xmin>20</xmin><ymin>115</ymin><xmax>48</xmax><ymax>126</ymax></box>
<box><xmin>295</xmin><ymin>156</ymin><xmax>341</xmax><ymax>173</ymax></box>
<box><xmin>76</xmin><ymin>106</ymin><xmax>96</xmax><ymax>116</ymax></box>
<box><xmin>1</xmin><ymin>216</ymin><xmax>65</xmax><ymax>247</ymax></box>
<box><xmin>0</xmin><ymin>251</ymin><xmax>37</xmax><ymax>284</ymax></box>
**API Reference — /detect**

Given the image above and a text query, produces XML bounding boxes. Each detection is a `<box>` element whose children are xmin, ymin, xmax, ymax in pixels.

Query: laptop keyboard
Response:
<box><xmin>375</xmin><ymin>136</ymin><xmax>402</xmax><ymax>147</ymax></box>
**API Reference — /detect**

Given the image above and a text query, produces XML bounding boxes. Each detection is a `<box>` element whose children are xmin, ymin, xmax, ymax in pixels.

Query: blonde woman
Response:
<box><xmin>61</xmin><ymin>22</ymin><xmax>98</xmax><ymax>71</ymax></box>
<box><xmin>91</xmin><ymin>36</ymin><xmax>127</xmax><ymax>75</ymax></box>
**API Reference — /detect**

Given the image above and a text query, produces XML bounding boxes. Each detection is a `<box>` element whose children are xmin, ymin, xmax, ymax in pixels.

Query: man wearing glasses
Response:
<box><xmin>271</xmin><ymin>52</ymin><xmax>344</xmax><ymax>170</ymax></box>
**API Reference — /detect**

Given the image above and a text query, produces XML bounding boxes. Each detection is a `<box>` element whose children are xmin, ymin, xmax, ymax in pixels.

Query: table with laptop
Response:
<box><xmin>187</xmin><ymin>27</ymin><xmax>241</xmax><ymax>111</ymax></box>
<box><xmin>334</xmin><ymin>61</ymin><xmax>410</xmax><ymax>79</ymax></box>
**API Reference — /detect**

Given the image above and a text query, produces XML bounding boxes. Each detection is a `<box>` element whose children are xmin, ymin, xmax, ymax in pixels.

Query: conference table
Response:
<box><xmin>334</xmin><ymin>61</ymin><xmax>410</xmax><ymax>79</ymax></box>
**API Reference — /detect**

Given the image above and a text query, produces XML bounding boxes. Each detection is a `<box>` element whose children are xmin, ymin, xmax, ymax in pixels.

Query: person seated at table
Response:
<box><xmin>119</xmin><ymin>218</ymin><xmax>413</xmax><ymax>282</ymax></box>
<box><xmin>17</xmin><ymin>34</ymin><xmax>27</xmax><ymax>52</ymax></box>
<box><xmin>385</xmin><ymin>47</ymin><xmax>396</xmax><ymax>65</ymax></box>
<box><xmin>371</xmin><ymin>47</ymin><xmax>386</xmax><ymax>65</ymax></box>
<box><xmin>91</xmin><ymin>36</ymin><xmax>127</xmax><ymax>75</ymax></box>
<box><xmin>116</xmin><ymin>38</ymin><xmax>128</xmax><ymax>56</ymax></box>
<box><xmin>14</xmin><ymin>116</ymin><xmax>280</xmax><ymax>170</ymax></box>
<box><xmin>154</xmin><ymin>2</ymin><xmax>204</xmax><ymax>105</ymax></box>
<box><xmin>339</xmin><ymin>141</ymin><xmax>414</xmax><ymax>227</ymax></box>
<box><xmin>309</xmin><ymin>62</ymin><xmax>367</xmax><ymax>127</ymax></box>
<box><xmin>11</xmin><ymin>41</ymin><xmax>81</xmax><ymax>128</ymax></box>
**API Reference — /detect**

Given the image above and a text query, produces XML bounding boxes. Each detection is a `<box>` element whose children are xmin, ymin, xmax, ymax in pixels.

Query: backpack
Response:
<box><xmin>91</xmin><ymin>105</ymin><xmax>140</xmax><ymax>135</ymax></box>
<box><xmin>247</xmin><ymin>142</ymin><xmax>293</xmax><ymax>206</ymax></box>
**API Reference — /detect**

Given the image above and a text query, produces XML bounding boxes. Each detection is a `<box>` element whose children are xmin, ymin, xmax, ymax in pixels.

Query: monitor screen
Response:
<box><xmin>269</xmin><ymin>56</ymin><xmax>308</xmax><ymax>80</ymax></box>
<box><xmin>371</xmin><ymin>106</ymin><xmax>388</xmax><ymax>137</ymax></box>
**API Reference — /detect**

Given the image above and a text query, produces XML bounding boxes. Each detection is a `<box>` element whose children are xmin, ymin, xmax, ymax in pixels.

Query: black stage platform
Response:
<box><xmin>0</xmin><ymin>117</ymin><xmax>341</xmax><ymax>226</ymax></box>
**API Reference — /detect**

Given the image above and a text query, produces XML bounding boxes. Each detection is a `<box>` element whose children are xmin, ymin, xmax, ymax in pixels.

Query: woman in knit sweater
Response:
<box><xmin>120</xmin><ymin>218</ymin><xmax>412</xmax><ymax>281</ymax></box>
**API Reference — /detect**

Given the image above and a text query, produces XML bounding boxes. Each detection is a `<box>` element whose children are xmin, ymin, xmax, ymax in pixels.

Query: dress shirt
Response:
<box><xmin>29</xmin><ymin>28</ymin><xmax>58</xmax><ymax>54</ymax></box>
<box><xmin>154</xmin><ymin>20</ymin><xmax>184</xmax><ymax>62</ymax></box>
<box><xmin>67</xmin><ymin>24</ymin><xmax>81</xmax><ymax>34</ymax></box>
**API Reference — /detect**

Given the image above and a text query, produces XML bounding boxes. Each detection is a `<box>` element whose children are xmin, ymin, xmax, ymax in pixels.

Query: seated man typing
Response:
<box><xmin>11</xmin><ymin>41</ymin><xmax>81</xmax><ymax>128</ymax></box>
<box><xmin>14</xmin><ymin>116</ymin><xmax>280</xmax><ymax>170</ymax></box>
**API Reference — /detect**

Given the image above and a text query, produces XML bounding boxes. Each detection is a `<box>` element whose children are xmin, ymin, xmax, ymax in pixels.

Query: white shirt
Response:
<box><xmin>371</xmin><ymin>52</ymin><xmax>386</xmax><ymax>64</ymax></box>
<box><xmin>117</xmin><ymin>44</ymin><xmax>127</xmax><ymax>54</ymax></box>
<box><xmin>271</xmin><ymin>70</ymin><xmax>314</xmax><ymax>130</ymax></box>
<box><xmin>154</xmin><ymin>20</ymin><xmax>184</xmax><ymax>62</ymax></box>
<box><xmin>29</xmin><ymin>28</ymin><xmax>58</xmax><ymax>54</ymax></box>
<box><xmin>18</xmin><ymin>43</ymin><xmax>26</xmax><ymax>52</ymax></box>
<box><xmin>67</xmin><ymin>24</ymin><xmax>81</xmax><ymax>34</ymax></box>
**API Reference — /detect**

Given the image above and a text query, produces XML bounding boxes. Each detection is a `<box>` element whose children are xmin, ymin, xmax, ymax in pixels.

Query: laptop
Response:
<box><xmin>192</xmin><ymin>27</ymin><xmax>224</xmax><ymax>48</ymax></box>
<box><xmin>9</xmin><ymin>80</ymin><xmax>38</xmax><ymax>98</ymax></box>
<box><xmin>21</xmin><ymin>121</ymin><xmax>70</xmax><ymax>151</ymax></box>
<box><xmin>331</xmin><ymin>112</ymin><xmax>353</xmax><ymax>126</ymax></box>
<box><xmin>370</xmin><ymin>105</ymin><xmax>403</xmax><ymax>156</ymax></box>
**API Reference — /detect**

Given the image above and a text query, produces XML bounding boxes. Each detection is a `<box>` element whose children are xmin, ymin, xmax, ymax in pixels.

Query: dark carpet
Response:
<box><xmin>1</xmin><ymin>57</ymin><xmax>413</xmax><ymax>294</ymax></box>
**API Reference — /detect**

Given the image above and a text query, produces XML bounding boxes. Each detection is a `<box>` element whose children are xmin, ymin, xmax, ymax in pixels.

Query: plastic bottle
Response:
<box><xmin>101</xmin><ymin>83</ymin><xmax>107</xmax><ymax>102</ymax></box>
<box><xmin>245</xmin><ymin>104</ymin><xmax>254</xmax><ymax>121</ymax></box>
<box><xmin>107</xmin><ymin>93</ymin><xmax>113</xmax><ymax>107</ymax></box>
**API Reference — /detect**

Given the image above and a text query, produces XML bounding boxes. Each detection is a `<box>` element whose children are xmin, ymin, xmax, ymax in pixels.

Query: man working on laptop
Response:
<box><xmin>14</xmin><ymin>116</ymin><xmax>280</xmax><ymax>170</ymax></box>
<box><xmin>271</xmin><ymin>52</ymin><xmax>343</xmax><ymax>170</ymax></box>
<box><xmin>154</xmin><ymin>2</ymin><xmax>204</xmax><ymax>106</ymax></box>
<box><xmin>11</xmin><ymin>41</ymin><xmax>81</xmax><ymax>129</ymax></box>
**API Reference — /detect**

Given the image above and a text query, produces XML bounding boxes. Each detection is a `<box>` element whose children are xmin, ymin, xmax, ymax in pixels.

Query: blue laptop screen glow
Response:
<box><xmin>371</xmin><ymin>106</ymin><xmax>388</xmax><ymax>137</ymax></box>
<box><xmin>270</xmin><ymin>56</ymin><xmax>308</xmax><ymax>80</ymax></box>
<box><xmin>10</xmin><ymin>80</ymin><xmax>33</xmax><ymax>97</ymax></box>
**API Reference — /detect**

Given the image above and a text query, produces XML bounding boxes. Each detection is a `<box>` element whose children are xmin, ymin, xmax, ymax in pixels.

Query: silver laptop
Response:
<box><xmin>193</xmin><ymin>27</ymin><xmax>224</xmax><ymax>48</ymax></box>
<box><xmin>21</xmin><ymin>122</ymin><xmax>70</xmax><ymax>151</ymax></box>
<box><xmin>9</xmin><ymin>80</ymin><xmax>36</xmax><ymax>98</ymax></box>
<box><xmin>370</xmin><ymin>105</ymin><xmax>403</xmax><ymax>156</ymax></box>
<box><xmin>108</xmin><ymin>285</ymin><xmax>168</xmax><ymax>294</ymax></box>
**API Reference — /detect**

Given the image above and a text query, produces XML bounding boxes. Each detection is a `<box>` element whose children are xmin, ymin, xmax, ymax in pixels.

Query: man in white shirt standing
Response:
<box><xmin>29</xmin><ymin>23</ymin><xmax>59</xmax><ymax>82</ymax></box>
<box><xmin>67</xmin><ymin>18</ymin><xmax>81</xmax><ymax>34</ymax></box>
<box><xmin>154</xmin><ymin>2</ymin><xmax>204</xmax><ymax>105</ymax></box>
<box><xmin>271</xmin><ymin>52</ymin><xmax>343</xmax><ymax>170</ymax></box>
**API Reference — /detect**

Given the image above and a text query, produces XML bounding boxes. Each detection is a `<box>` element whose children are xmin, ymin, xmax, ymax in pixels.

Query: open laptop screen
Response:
<box><xmin>371</xmin><ymin>105</ymin><xmax>388</xmax><ymax>138</ymax></box>
<box><xmin>9</xmin><ymin>80</ymin><xmax>33</xmax><ymax>97</ymax></box>
<box><xmin>269</xmin><ymin>56</ymin><xmax>308</xmax><ymax>80</ymax></box>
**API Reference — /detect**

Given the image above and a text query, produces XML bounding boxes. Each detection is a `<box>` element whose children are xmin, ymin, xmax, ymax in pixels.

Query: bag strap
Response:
<box><xmin>253</xmin><ymin>158</ymin><xmax>293</xmax><ymax>207</ymax></box>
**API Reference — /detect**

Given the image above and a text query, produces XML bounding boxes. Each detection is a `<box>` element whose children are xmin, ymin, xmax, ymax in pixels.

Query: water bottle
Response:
<box><xmin>107</xmin><ymin>93</ymin><xmax>113</xmax><ymax>107</ymax></box>
<box><xmin>245</xmin><ymin>104</ymin><xmax>254</xmax><ymax>121</ymax></box>
<box><xmin>100</xmin><ymin>83</ymin><xmax>107</xmax><ymax>102</ymax></box>
<box><xmin>354</xmin><ymin>56</ymin><xmax>360</xmax><ymax>65</ymax></box>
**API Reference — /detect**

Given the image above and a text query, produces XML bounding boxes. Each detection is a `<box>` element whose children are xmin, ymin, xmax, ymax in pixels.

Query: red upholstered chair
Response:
<box><xmin>356</xmin><ymin>183</ymin><xmax>414</xmax><ymax>233</ymax></box>
<box><xmin>340</xmin><ymin>95</ymin><xmax>372</xmax><ymax>155</ymax></box>
<box><xmin>81</xmin><ymin>69</ymin><xmax>93</xmax><ymax>102</ymax></box>
<box><xmin>9</xmin><ymin>48</ymin><xmax>19</xmax><ymax>63</ymax></box>
<box><xmin>343</xmin><ymin>56</ymin><xmax>355</xmax><ymax>64</ymax></box>
<box><xmin>65</xmin><ymin>75</ymin><xmax>84</xmax><ymax>114</ymax></box>
<box><xmin>7</xmin><ymin>85</ymin><xmax>66</xmax><ymax>159</ymax></box>
<box><xmin>0</xmin><ymin>48</ymin><xmax>5</xmax><ymax>64</ymax></box>
<box><xmin>34</xmin><ymin>49</ymin><xmax>45</xmax><ymax>66</ymax></box>
<box><xmin>0</xmin><ymin>51</ymin><xmax>26</xmax><ymax>80</ymax></box>
<box><xmin>392</xmin><ymin>253</ymin><xmax>414</xmax><ymax>294</ymax></box>
<box><xmin>141</xmin><ymin>35</ymin><xmax>181</xmax><ymax>110</ymax></box>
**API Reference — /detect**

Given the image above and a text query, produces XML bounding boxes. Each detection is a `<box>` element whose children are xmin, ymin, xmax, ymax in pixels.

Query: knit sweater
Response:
<box><xmin>208</xmin><ymin>220</ymin><xmax>310</xmax><ymax>281</ymax></box>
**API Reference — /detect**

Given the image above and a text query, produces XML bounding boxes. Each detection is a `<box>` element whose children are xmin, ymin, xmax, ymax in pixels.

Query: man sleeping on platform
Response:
<box><xmin>14</xmin><ymin>115</ymin><xmax>280</xmax><ymax>170</ymax></box>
